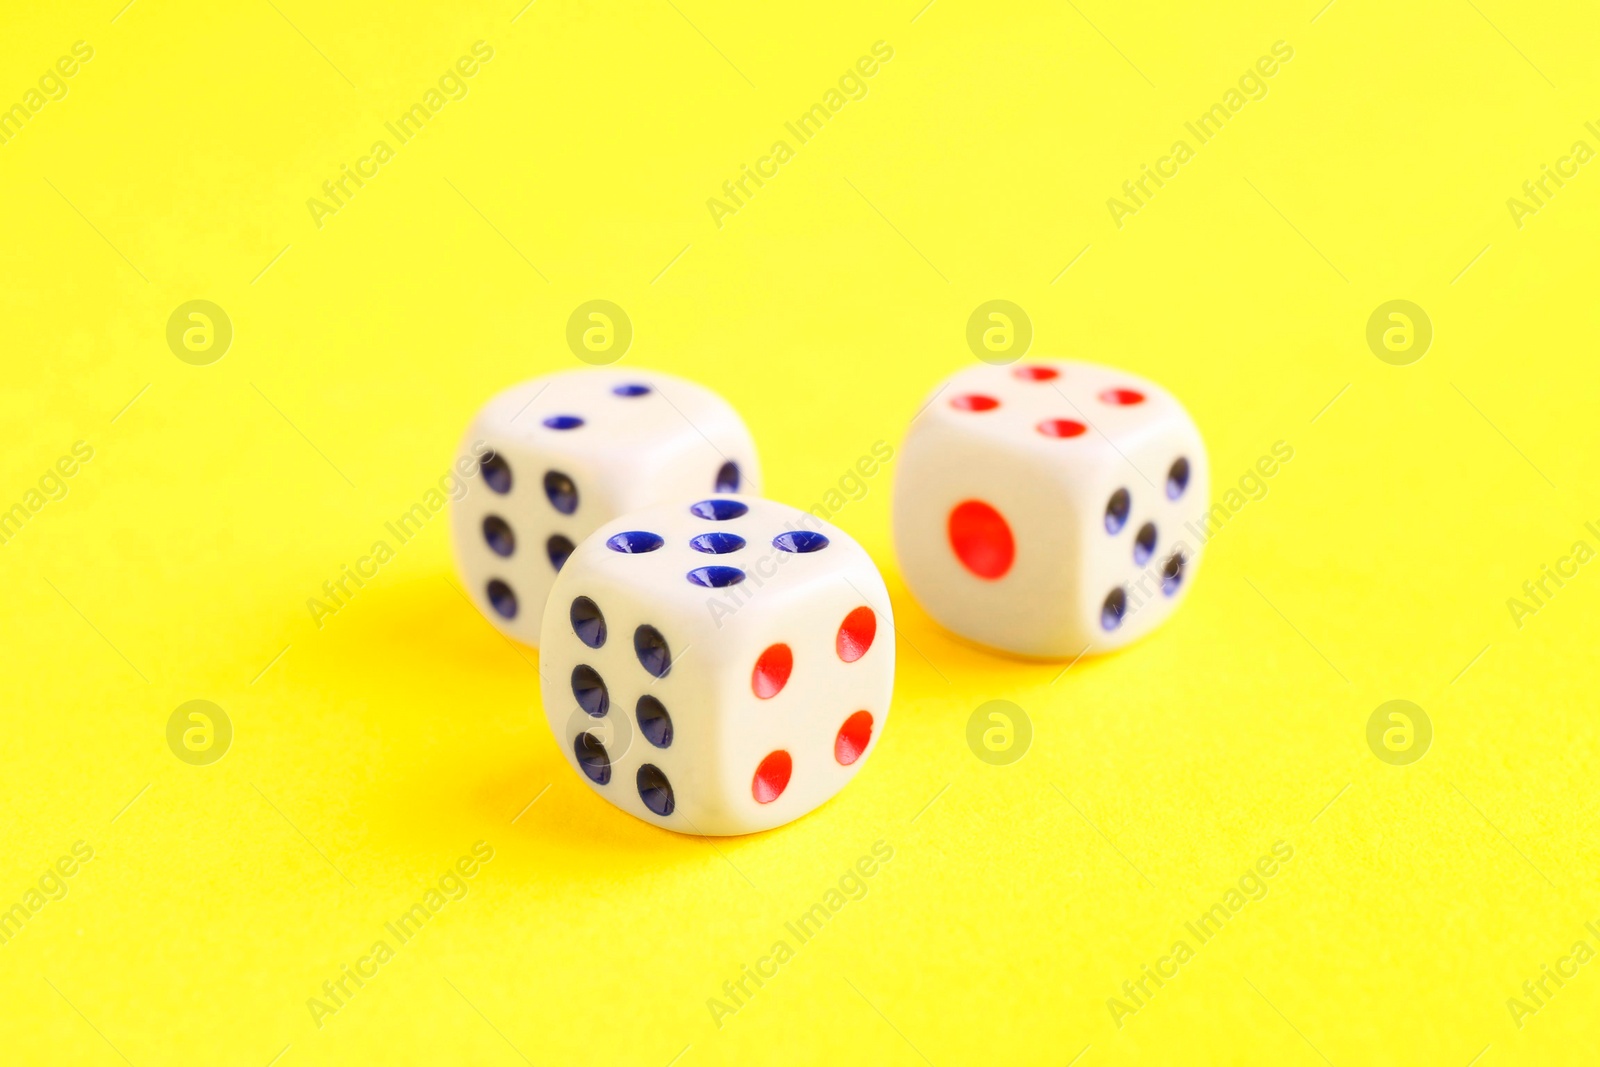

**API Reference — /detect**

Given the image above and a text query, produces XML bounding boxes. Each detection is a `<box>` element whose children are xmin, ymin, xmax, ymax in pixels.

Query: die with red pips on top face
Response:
<box><xmin>450</xmin><ymin>368</ymin><xmax>760</xmax><ymax>648</ymax></box>
<box><xmin>539</xmin><ymin>495</ymin><xmax>894</xmax><ymax>836</ymax></box>
<box><xmin>892</xmin><ymin>359</ymin><xmax>1209</xmax><ymax>658</ymax></box>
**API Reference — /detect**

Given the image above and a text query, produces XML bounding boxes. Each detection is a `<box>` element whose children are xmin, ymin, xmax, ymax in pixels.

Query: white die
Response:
<box><xmin>892</xmin><ymin>359</ymin><xmax>1208</xmax><ymax>658</ymax></box>
<box><xmin>538</xmin><ymin>495</ymin><xmax>894</xmax><ymax>836</ymax></box>
<box><xmin>450</xmin><ymin>369</ymin><xmax>760</xmax><ymax>647</ymax></box>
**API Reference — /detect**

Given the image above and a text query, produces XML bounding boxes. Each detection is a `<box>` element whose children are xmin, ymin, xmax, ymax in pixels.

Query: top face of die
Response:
<box><xmin>545</xmin><ymin>494</ymin><xmax>883</xmax><ymax>641</ymax></box>
<box><xmin>915</xmin><ymin>359</ymin><xmax>1196</xmax><ymax>468</ymax></box>
<box><xmin>472</xmin><ymin>367</ymin><xmax>755</xmax><ymax>489</ymax></box>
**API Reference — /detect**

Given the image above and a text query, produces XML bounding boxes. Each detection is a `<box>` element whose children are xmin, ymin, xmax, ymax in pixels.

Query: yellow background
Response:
<box><xmin>3</xmin><ymin>0</ymin><xmax>1598</xmax><ymax>1063</ymax></box>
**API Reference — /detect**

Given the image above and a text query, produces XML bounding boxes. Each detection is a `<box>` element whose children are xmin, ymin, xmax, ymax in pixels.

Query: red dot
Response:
<box><xmin>836</xmin><ymin>607</ymin><xmax>877</xmax><ymax>662</ymax></box>
<box><xmin>950</xmin><ymin>394</ymin><xmax>1000</xmax><ymax>412</ymax></box>
<box><xmin>751</xmin><ymin>643</ymin><xmax>793</xmax><ymax>699</ymax></box>
<box><xmin>1013</xmin><ymin>365</ymin><xmax>1059</xmax><ymax>381</ymax></box>
<box><xmin>948</xmin><ymin>500</ymin><xmax>1015</xmax><ymax>580</ymax></box>
<box><xmin>835</xmin><ymin>712</ymin><xmax>873</xmax><ymax>765</ymax></box>
<box><xmin>752</xmin><ymin>750</ymin><xmax>792</xmax><ymax>804</ymax></box>
<box><xmin>1037</xmin><ymin>418</ymin><xmax>1087</xmax><ymax>438</ymax></box>
<box><xmin>1099</xmin><ymin>388</ymin><xmax>1145</xmax><ymax>406</ymax></box>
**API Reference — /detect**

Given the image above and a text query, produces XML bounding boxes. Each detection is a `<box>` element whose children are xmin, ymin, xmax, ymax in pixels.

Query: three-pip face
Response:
<box><xmin>539</xmin><ymin>496</ymin><xmax>895</xmax><ymax>836</ymax></box>
<box><xmin>893</xmin><ymin>359</ymin><xmax>1209</xmax><ymax>658</ymax></box>
<box><xmin>450</xmin><ymin>369</ymin><xmax>761</xmax><ymax>647</ymax></box>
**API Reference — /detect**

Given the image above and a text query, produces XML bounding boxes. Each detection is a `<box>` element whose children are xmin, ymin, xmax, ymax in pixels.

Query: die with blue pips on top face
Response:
<box><xmin>538</xmin><ymin>495</ymin><xmax>894</xmax><ymax>836</ymax></box>
<box><xmin>450</xmin><ymin>368</ymin><xmax>760</xmax><ymax>647</ymax></box>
